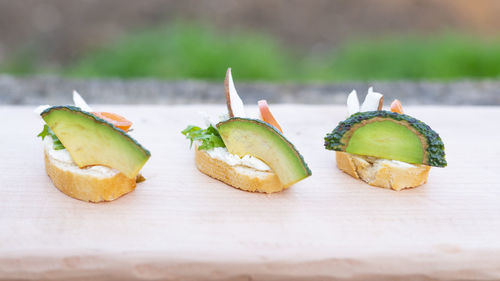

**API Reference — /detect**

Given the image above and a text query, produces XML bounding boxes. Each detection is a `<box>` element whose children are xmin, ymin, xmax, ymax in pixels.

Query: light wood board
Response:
<box><xmin>1</xmin><ymin>105</ymin><xmax>500</xmax><ymax>281</ymax></box>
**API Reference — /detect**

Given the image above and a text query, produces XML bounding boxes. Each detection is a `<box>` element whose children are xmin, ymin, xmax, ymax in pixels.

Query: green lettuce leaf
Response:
<box><xmin>38</xmin><ymin>124</ymin><xmax>65</xmax><ymax>150</ymax></box>
<box><xmin>181</xmin><ymin>124</ymin><xmax>225</xmax><ymax>150</ymax></box>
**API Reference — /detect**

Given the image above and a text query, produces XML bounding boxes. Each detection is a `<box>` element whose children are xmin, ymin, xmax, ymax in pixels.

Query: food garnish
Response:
<box><xmin>258</xmin><ymin>100</ymin><xmax>283</xmax><ymax>133</ymax></box>
<box><xmin>181</xmin><ymin>125</ymin><xmax>225</xmax><ymax>150</ymax></box>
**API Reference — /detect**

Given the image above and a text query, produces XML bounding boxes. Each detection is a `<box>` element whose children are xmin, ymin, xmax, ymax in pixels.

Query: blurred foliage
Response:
<box><xmin>315</xmin><ymin>36</ymin><xmax>500</xmax><ymax>81</ymax></box>
<box><xmin>1</xmin><ymin>47</ymin><xmax>40</xmax><ymax>75</ymax></box>
<box><xmin>67</xmin><ymin>23</ymin><xmax>296</xmax><ymax>81</ymax></box>
<box><xmin>2</xmin><ymin>23</ymin><xmax>500</xmax><ymax>81</ymax></box>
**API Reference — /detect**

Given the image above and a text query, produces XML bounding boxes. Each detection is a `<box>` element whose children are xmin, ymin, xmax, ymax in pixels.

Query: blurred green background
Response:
<box><xmin>1</xmin><ymin>0</ymin><xmax>500</xmax><ymax>82</ymax></box>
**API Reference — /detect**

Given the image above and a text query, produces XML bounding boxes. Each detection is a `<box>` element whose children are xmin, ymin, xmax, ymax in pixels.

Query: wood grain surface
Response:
<box><xmin>0</xmin><ymin>105</ymin><xmax>499</xmax><ymax>281</ymax></box>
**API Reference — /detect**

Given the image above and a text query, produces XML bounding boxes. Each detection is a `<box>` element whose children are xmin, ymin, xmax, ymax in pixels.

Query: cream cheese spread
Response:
<box><xmin>379</xmin><ymin>158</ymin><xmax>417</xmax><ymax>168</ymax></box>
<box><xmin>205</xmin><ymin>147</ymin><xmax>271</xmax><ymax>171</ymax></box>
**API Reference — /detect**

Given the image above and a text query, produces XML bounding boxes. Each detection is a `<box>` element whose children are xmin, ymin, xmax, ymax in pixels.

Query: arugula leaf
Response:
<box><xmin>38</xmin><ymin>124</ymin><xmax>66</xmax><ymax>150</ymax></box>
<box><xmin>37</xmin><ymin>124</ymin><xmax>50</xmax><ymax>140</ymax></box>
<box><xmin>52</xmin><ymin>139</ymin><xmax>65</xmax><ymax>150</ymax></box>
<box><xmin>181</xmin><ymin>124</ymin><xmax>225</xmax><ymax>150</ymax></box>
<box><xmin>181</xmin><ymin>125</ymin><xmax>202</xmax><ymax>148</ymax></box>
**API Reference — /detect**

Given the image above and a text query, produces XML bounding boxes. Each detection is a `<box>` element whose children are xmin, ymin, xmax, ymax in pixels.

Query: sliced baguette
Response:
<box><xmin>43</xmin><ymin>140</ymin><xmax>139</xmax><ymax>203</ymax></box>
<box><xmin>194</xmin><ymin>147</ymin><xmax>284</xmax><ymax>193</ymax></box>
<box><xmin>336</xmin><ymin>151</ymin><xmax>430</xmax><ymax>191</ymax></box>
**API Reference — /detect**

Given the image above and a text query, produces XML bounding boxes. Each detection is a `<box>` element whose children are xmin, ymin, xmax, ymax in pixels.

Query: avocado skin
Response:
<box><xmin>217</xmin><ymin>117</ymin><xmax>312</xmax><ymax>176</ymax></box>
<box><xmin>324</xmin><ymin>111</ymin><xmax>446</xmax><ymax>167</ymax></box>
<box><xmin>41</xmin><ymin>105</ymin><xmax>151</xmax><ymax>157</ymax></box>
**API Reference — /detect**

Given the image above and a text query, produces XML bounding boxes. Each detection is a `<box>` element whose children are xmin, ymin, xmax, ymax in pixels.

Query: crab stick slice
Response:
<box><xmin>258</xmin><ymin>100</ymin><xmax>283</xmax><ymax>133</ymax></box>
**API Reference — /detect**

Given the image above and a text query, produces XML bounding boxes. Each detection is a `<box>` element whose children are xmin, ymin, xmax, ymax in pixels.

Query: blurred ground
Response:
<box><xmin>2</xmin><ymin>75</ymin><xmax>499</xmax><ymax>105</ymax></box>
<box><xmin>1</xmin><ymin>0</ymin><xmax>500</xmax><ymax>66</ymax></box>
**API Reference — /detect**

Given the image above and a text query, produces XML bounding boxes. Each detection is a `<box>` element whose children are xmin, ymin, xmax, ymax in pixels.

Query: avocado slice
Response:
<box><xmin>41</xmin><ymin>106</ymin><xmax>151</xmax><ymax>178</ymax></box>
<box><xmin>217</xmin><ymin>118</ymin><xmax>311</xmax><ymax>187</ymax></box>
<box><xmin>324</xmin><ymin>111</ymin><xmax>446</xmax><ymax>167</ymax></box>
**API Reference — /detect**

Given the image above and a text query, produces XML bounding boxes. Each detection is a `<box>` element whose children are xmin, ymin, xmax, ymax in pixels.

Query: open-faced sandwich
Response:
<box><xmin>36</xmin><ymin>92</ymin><xmax>151</xmax><ymax>202</ymax></box>
<box><xmin>324</xmin><ymin>88</ymin><xmax>446</xmax><ymax>191</ymax></box>
<box><xmin>182</xmin><ymin>68</ymin><xmax>311</xmax><ymax>193</ymax></box>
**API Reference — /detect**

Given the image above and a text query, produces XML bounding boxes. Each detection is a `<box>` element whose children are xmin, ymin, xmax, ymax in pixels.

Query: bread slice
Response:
<box><xmin>336</xmin><ymin>151</ymin><xmax>430</xmax><ymax>191</ymax></box>
<box><xmin>43</xmin><ymin>139</ymin><xmax>139</xmax><ymax>202</ymax></box>
<box><xmin>194</xmin><ymin>147</ymin><xmax>284</xmax><ymax>193</ymax></box>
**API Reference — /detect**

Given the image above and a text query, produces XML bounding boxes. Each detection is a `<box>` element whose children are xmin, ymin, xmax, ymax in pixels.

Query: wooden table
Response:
<box><xmin>1</xmin><ymin>105</ymin><xmax>500</xmax><ymax>281</ymax></box>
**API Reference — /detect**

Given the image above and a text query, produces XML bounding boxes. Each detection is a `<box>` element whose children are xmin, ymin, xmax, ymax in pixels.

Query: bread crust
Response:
<box><xmin>44</xmin><ymin>151</ymin><xmax>137</xmax><ymax>202</ymax></box>
<box><xmin>336</xmin><ymin>151</ymin><xmax>430</xmax><ymax>191</ymax></box>
<box><xmin>194</xmin><ymin>148</ymin><xmax>284</xmax><ymax>193</ymax></box>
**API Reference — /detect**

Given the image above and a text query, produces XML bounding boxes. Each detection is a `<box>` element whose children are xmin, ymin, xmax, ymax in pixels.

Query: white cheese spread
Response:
<box><xmin>379</xmin><ymin>158</ymin><xmax>417</xmax><ymax>168</ymax></box>
<box><xmin>206</xmin><ymin>147</ymin><xmax>271</xmax><ymax>172</ymax></box>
